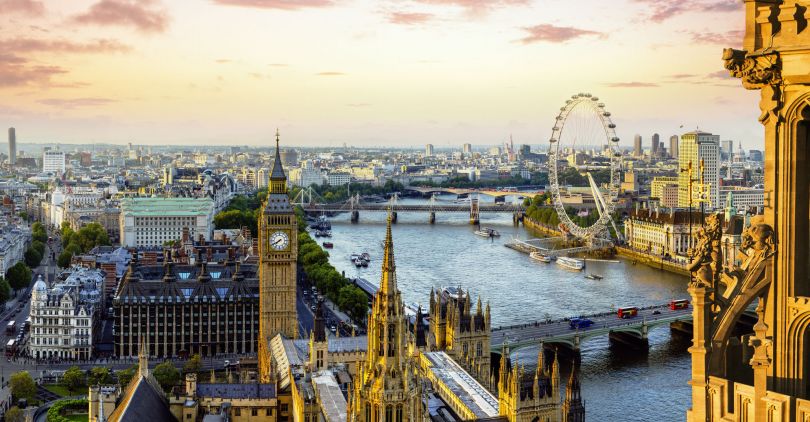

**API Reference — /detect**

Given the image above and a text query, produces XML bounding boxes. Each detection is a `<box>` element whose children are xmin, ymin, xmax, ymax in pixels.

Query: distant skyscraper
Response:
<box><xmin>651</xmin><ymin>133</ymin><xmax>660</xmax><ymax>156</ymax></box>
<box><xmin>678</xmin><ymin>131</ymin><xmax>720</xmax><ymax>209</ymax></box>
<box><xmin>462</xmin><ymin>143</ymin><xmax>472</xmax><ymax>154</ymax></box>
<box><xmin>721</xmin><ymin>139</ymin><xmax>734</xmax><ymax>159</ymax></box>
<box><xmin>7</xmin><ymin>127</ymin><xmax>15</xmax><ymax>166</ymax></box>
<box><xmin>425</xmin><ymin>143</ymin><xmax>434</xmax><ymax>157</ymax></box>
<box><xmin>748</xmin><ymin>149</ymin><xmax>763</xmax><ymax>161</ymax></box>
<box><xmin>670</xmin><ymin>135</ymin><xmax>679</xmax><ymax>159</ymax></box>
<box><xmin>633</xmin><ymin>134</ymin><xmax>642</xmax><ymax>157</ymax></box>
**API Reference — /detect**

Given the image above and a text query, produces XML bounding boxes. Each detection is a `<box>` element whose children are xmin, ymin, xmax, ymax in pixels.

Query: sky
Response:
<box><xmin>0</xmin><ymin>0</ymin><xmax>764</xmax><ymax>149</ymax></box>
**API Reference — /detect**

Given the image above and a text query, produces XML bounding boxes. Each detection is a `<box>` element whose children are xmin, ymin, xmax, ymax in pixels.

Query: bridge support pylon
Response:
<box><xmin>350</xmin><ymin>211</ymin><xmax>359</xmax><ymax>223</ymax></box>
<box><xmin>512</xmin><ymin>212</ymin><xmax>523</xmax><ymax>227</ymax></box>
<box><xmin>429</xmin><ymin>212</ymin><xmax>435</xmax><ymax>224</ymax></box>
<box><xmin>608</xmin><ymin>330</ymin><xmax>649</xmax><ymax>351</ymax></box>
<box><xmin>391</xmin><ymin>212</ymin><xmax>398</xmax><ymax>223</ymax></box>
<box><xmin>469</xmin><ymin>194</ymin><xmax>479</xmax><ymax>225</ymax></box>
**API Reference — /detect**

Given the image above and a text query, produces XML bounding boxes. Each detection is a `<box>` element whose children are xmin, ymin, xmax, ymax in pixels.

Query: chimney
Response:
<box><xmin>182</xmin><ymin>227</ymin><xmax>190</xmax><ymax>243</ymax></box>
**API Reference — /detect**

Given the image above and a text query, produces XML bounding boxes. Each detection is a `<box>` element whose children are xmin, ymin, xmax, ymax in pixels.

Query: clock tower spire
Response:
<box><xmin>258</xmin><ymin>130</ymin><xmax>298</xmax><ymax>383</ymax></box>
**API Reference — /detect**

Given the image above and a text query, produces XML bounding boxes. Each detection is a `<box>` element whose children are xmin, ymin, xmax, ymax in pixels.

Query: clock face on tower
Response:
<box><xmin>270</xmin><ymin>231</ymin><xmax>290</xmax><ymax>251</ymax></box>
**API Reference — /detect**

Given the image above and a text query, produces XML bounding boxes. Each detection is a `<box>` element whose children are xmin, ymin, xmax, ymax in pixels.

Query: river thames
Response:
<box><xmin>318</xmin><ymin>196</ymin><xmax>691</xmax><ymax>421</ymax></box>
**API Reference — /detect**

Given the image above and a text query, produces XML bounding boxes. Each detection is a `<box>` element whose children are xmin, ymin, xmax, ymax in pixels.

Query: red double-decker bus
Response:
<box><xmin>618</xmin><ymin>307</ymin><xmax>639</xmax><ymax>319</ymax></box>
<box><xmin>669</xmin><ymin>299</ymin><xmax>690</xmax><ymax>310</ymax></box>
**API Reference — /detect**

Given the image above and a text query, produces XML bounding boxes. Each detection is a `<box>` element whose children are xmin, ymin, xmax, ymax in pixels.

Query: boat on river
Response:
<box><xmin>529</xmin><ymin>251</ymin><xmax>552</xmax><ymax>263</ymax></box>
<box><xmin>584</xmin><ymin>273</ymin><xmax>603</xmax><ymax>280</ymax></box>
<box><xmin>322</xmin><ymin>242</ymin><xmax>333</xmax><ymax>249</ymax></box>
<box><xmin>557</xmin><ymin>256</ymin><xmax>585</xmax><ymax>271</ymax></box>
<box><xmin>474</xmin><ymin>227</ymin><xmax>500</xmax><ymax>238</ymax></box>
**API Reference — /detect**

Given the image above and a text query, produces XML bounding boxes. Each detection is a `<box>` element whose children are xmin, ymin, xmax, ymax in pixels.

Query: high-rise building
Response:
<box><xmin>7</xmin><ymin>127</ymin><xmax>15</xmax><ymax>166</ymax></box>
<box><xmin>349</xmin><ymin>215</ymin><xmax>423</xmax><ymax>421</ymax></box>
<box><xmin>425</xmin><ymin>143</ymin><xmax>434</xmax><ymax>157</ymax></box>
<box><xmin>678</xmin><ymin>131</ymin><xmax>720</xmax><ymax>210</ymax></box>
<box><xmin>721</xmin><ymin>140</ymin><xmax>734</xmax><ymax>159</ymax></box>
<box><xmin>257</xmin><ymin>132</ymin><xmax>298</xmax><ymax>382</ymax></box>
<box><xmin>463</xmin><ymin>143</ymin><xmax>472</xmax><ymax>154</ymax></box>
<box><xmin>651</xmin><ymin>133</ymin><xmax>660</xmax><ymax>156</ymax></box>
<box><xmin>633</xmin><ymin>134</ymin><xmax>642</xmax><ymax>157</ymax></box>
<box><xmin>670</xmin><ymin>135</ymin><xmax>679</xmax><ymax>159</ymax></box>
<box><xmin>748</xmin><ymin>149</ymin><xmax>763</xmax><ymax>161</ymax></box>
<box><xmin>42</xmin><ymin>150</ymin><xmax>66</xmax><ymax>175</ymax></box>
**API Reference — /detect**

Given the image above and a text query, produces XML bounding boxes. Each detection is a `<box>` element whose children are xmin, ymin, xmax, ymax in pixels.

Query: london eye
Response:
<box><xmin>547</xmin><ymin>93</ymin><xmax>622</xmax><ymax>241</ymax></box>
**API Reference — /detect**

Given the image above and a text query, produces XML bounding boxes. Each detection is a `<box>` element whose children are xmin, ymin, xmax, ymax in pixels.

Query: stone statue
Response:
<box><xmin>687</xmin><ymin>213</ymin><xmax>723</xmax><ymax>289</ymax></box>
<box><xmin>738</xmin><ymin>216</ymin><xmax>776</xmax><ymax>270</ymax></box>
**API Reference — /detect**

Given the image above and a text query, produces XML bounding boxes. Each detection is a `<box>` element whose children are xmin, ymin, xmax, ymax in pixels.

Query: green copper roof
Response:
<box><xmin>121</xmin><ymin>197</ymin><xmax>214</xmax><ymax>217</ymax></box>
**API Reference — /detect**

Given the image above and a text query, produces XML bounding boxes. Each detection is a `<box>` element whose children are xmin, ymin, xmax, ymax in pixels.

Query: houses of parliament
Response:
<box><xmin>92</xmin><ymin>135</ymin><xmax>584</xmax><ymax>422</ymax></box>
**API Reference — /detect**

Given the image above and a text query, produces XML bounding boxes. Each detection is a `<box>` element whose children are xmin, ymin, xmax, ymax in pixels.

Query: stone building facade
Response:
<box><xmin>687</xmin><ymin>2</ymin><xmax>810</xmax><ymax>420</ymax></box>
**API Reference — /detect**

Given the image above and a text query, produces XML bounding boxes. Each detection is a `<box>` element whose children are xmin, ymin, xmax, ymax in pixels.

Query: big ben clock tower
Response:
<box><xmin>258</xmin><ymin>130</ymin><xmax>298</xmax><ymax>383</ymax></box>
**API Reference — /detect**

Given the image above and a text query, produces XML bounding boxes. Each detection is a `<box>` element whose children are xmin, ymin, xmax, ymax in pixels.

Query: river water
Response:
<box><xmin>320</xmin><ymin>196</ymin><xmax>691</xmax><ymax>421</ymax></box>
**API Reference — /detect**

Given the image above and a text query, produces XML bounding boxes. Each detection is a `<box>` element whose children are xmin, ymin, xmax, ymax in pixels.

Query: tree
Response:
<box><xmin>116</xmin><ymin>366</ymin><xmax>137</xmax><ymax>387</ymax></box>
<box><xmin>10</xmin><ymin>371</ymin><xmax>35</xmax><ymax>402</ymax></box>
<box><xmin>62</xmin><ymin>366</ymin><xmax>85</xmax><ymax>393</ymax></box>
<box><xmin>183</xmin><ymin>354</ymin><xmax>202</xmax><ymax>374</ymax></box>
<box><xmin>0</xmin><ymin>278</ymin><xmax>11</xmax><ymax>304</ymax></box>
<box><xmin>57</xmin><ymin>250</ymin><xmax>73</xmax><ymax>268</ymax></box>
<box><xmin>152</xmin><ymin>361</ymin><xmax>180</xmax><ymax>392</ymax></box>
<box><xmin>337</xmin><ymin>285</ymin><xmax>369</xmax><ymax>321</ymax></box>
<box><xmin>5</xmin><ymin>262</ymin><xmax>31</xmax><ymax>292</ymax></box>
<box><xmin>24</xmin><ymin>248</ymin><xmax>42</xmax><ymax>268</ymax></box>
<box><xmin>88</xmin><ymin>367</ymin><xmax>111</xmax><ymax>385</ymax></box>
<box><xmin>31</xmin><ymin>240</ymin><xmax>46</xmax><ymax>255</ymax></box>
<box><xmin>5</xmin><ymin>406</ymin><xmax>23</xmax><ymax>422</ymax></box>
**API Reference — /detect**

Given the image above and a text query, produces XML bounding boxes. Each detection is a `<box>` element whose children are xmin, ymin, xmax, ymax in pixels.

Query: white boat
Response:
<box><xmin>529</xmin><ymin>251</ymin><xmax>552</xmax><ymax>263</ymax></box>
<box><xmin>474</xmin><ymin>227</ymin><xmax>501</xmax><ymax>238</ymax></box>
<box><xmin>557</xmin><ymin>256</ymin><xmax>585</xmax><ymax>271</ymax></box>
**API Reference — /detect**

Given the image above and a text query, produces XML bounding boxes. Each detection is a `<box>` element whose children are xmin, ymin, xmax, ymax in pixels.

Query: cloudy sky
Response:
<box><xmin>0</xmin><ymin>0</ymin><xmax>763</xmax><ymax>149</ymax></box>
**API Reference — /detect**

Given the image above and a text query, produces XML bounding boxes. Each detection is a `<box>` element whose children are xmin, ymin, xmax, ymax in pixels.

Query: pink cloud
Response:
<box><xmin>0</xmin><ymin>37</ymin><xmax>130</xmax><ymax>54</ymax></box>
<box><xmin>37</xmin><ymin>97</ymin><xmax>117</xmax><ymax>108</ymax></box>
<box><xmin>518</xmin><ymin>24</ymin><xmax>603</xmax><ymax>44</ymax></box>
<box><xmin>415</xmin><ymin>0</ymin><xmax>527</xmax><ymax>12</ymax></box>
<box><xmin>211</xmin><ymin>0</ymin><xmax>334</xmax><ymax>10</ymax></box>
<box><xmin>669</xmin><ymin>74</ymin><xmax>697</xmax><ymax>79</ymax></box>
<box><xmin>689</xmin><ymin>29</ymin><xmax>744</xmax><ymax>46</ymax></box>
<box><xmin>604</xmin><ymin>82</ymin><xmax>659</xmax><ymax>88</ymax></box>
<box><xmin>316</xmin><ymin>71</ymin><xmax>345</xmax><ymax>76</ymax></box>
<box><xmin>0</xmin><ymin>0</ymin><xmax>45</xmax><ymax>16</ymax></box>
<box><xmin>632</xmin><ymin>0</ymin><xmax>741</xmax><ymax>22</ymax></box>
<box><xmin>73</xmin><ymin>0</ymin><xmax>169</xmax><ymax>33</ymax></box>
<box><xmin>0</xmin><ymin>61</ymin><xmax>68</xmax><ymax>87</ymax></box>
<box><xmin>388</xmin><ymin>12</ymin><xmax>433</xmax><ymax>25</ymax></box>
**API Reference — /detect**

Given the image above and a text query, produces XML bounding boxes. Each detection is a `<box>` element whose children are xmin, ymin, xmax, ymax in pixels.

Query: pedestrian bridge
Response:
<box><xmin>490</xmin><ymin>304</ymin><xmax>693</xmax><ymax>351</ymax></box>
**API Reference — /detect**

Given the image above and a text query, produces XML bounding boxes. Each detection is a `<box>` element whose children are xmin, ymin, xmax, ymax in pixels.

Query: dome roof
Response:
<box><xmin>33</xmin><ymin>275</ymin><xmax>47</xmax><ymax>292</ymax></box>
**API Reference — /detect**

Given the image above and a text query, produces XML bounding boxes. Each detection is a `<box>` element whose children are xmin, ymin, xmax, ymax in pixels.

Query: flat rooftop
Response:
<box><xmin>422</xmin><ymin>352</ymin><xmax>499</xmax><ymax>419</ymax></box>
<box><xmin>121</xmin><ymin>197</ymin><xmax>214</xmax><ymax>216</ymax></box>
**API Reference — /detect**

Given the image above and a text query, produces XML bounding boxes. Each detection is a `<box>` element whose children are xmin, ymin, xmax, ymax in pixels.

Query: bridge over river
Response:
<box><xmin>490</xmin><ymin>303</ymin><xmax>693</xmax><ymax>351</ymax></box>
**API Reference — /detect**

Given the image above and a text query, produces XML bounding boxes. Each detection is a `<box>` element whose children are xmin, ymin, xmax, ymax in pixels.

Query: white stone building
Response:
<box><xmin>29</xmin><ymin>267</ymin><xmax>104</xmax><ymax>360</ymax></box>
<box><xmin>43</xmin><ymin>150</ymin><xmax>66</xmax><ymax>176</ymax></box>
<box><xmin>0</xmin><ymin>223</ymin><xmax>31</xmax><ymax>274</ymax></box>
<box><xmin>119</xmin><ymin>197</ymin><xmax>214</xmax><ymax>247</ymax></box>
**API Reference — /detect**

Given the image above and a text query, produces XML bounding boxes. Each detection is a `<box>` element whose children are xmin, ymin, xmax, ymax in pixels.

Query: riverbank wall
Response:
<box><xmin>523</xmin><ymin>218</ymin><xmax>561</xmax><ymax>237</ymax></box>
<box><xmin>615</xmin><ymin>246</ymin><xmax>690</xmax><ymax>276</ymax></box>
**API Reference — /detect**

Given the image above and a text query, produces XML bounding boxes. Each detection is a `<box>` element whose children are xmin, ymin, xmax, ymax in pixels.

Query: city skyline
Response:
<box><xmin>0</xmin><ymin>0</ymin><xmax>763</xmax><ymax>148</ymax></box>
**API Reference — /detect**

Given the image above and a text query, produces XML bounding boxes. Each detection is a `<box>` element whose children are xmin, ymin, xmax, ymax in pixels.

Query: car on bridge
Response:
<box><xmin>569</xmin><ymin>318</ymin><xmax>594</xmax><ymax>329</ymax></box>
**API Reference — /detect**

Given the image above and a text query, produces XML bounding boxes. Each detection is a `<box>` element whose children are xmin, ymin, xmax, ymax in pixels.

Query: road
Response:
<box><xmin>490</xmin><ymin>304</ymin><xmax>693</xmax><ymax>347</ymax></box>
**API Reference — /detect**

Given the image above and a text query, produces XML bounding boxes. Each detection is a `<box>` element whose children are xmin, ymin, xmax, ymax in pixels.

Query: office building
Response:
<box><xmin>463</xmin><ymin>143</ymin><xmax>472</xmax><ymax>154</ymax></box>
<box><xmin>43</xmin><ymin>150</ymin><xmax>66</xmax><ymax>176</ymax></box>
<box><xmin>651</xmin><ymin>133</ymin><xmax>660</xmax><ymax>156</ymax></box>
<box><xmin>670</xmin><ymin>135</ymin><xmax>679</xmax><ymax>159</ymax></box>
<box><xmin>678</xmin><ymin>131</ymin><xmax>720</xmax><ymax>210</ymax></box>
<box><xmin>113</xmin><ymin>252</ymin><xmax>260</xmax><ymax>358</ymax></box>
<box><xmin>119</xmin><ymin>197</ymin><xmax>214</xmax><ymax>247</ymax></box>
<box><xmin>425</xmin><ymin>143</ymin><xmax>434</xmax><ymax>157</ymax></box>
<box><xmin>8</xmin><ymin>127</ymin><xmax>15</xmax><ymax>166</ymax></box>
<box><xmin>748</xmin><ymin>149</ymin><xmax>763</xmax><ymax>161</ymax></box>
<box><xmin>633</xmin><ymin>134</ymin><xmax>642</xmax><ymax>157</ymax></box>
<box><xmin>29</xmin><ymin>268</ymin><xmax>104</xmax><ymax>360</ymax></box>
<box><xmin>722</xmin><ymin>140</ymin><xmax>734</xmax><ymax>159</ymax></box>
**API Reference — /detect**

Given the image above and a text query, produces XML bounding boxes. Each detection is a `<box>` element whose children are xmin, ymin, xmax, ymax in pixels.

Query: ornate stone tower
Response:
<box><xmin>258</xmin><ymin>131</ymin><xmax>298</xmax><ymax>383</ymax></box>
<box><xmin>561</xmin><ymin>360</ymin><xmax>584</xmax><ymax>422</ymax></box>
<box><xmin>497</xmin><ymin>344</ymin><xmax>560</xmax><ymax>422</ymax></box>
<box><xmin>429</xmin><ymin>286</ymin><xmax>492</xmax><ymax>389</ymax></box>
<box><xmin>309</xmin><ymin>299</ymin><xmax>329</xmax><ymax>372</ymax></box>
<box><xmin>687</xmin><ymin>1</ymin><xmax>810</xmax><ymax>420</ymax></box>
<box><xmin>349</xmin><ymin>215</ymin><xmax>422</xmax><ymax>422</ymax></box>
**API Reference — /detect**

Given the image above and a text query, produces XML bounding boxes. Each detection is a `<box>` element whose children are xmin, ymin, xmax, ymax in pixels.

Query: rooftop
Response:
<box><xmin>422</xmin><ymin>352</ymin><xmax>499</xmax><ymax>418</ymax></box>
<box><xmin>196</xmin><ymin>383</ymin><xmax>276</xmax><ymax>400</ymax></box>
<box><xmin>120</xmin><ymin>197</ymin><xmax>214</xmax><ymax>216</ymax></box>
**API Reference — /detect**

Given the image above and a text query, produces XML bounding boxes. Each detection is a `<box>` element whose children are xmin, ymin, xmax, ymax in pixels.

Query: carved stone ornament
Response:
<box><xmin>722</xmin><ymin>48</ymin><xmax>783</xmax><ymax>123</ymax></box>
<box><xmin>687</xmin><ymin>213</ymin><xmax>723</xmax><ymax>289</ymax></box>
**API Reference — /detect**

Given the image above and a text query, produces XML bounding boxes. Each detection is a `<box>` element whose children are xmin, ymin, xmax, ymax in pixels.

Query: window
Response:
<box><xmin>251</xmin><ymin>409</ymin><xmax>258</xmax><ymax>416</ymax></box>
<box><xmin>234</xmin><ymin>408</ymin><xmax>241</xmax><ymax>416</ymax></box>
<box><xmin>385</xmin><ymin>405</ymin><xmax>393</xmax><ymax>422</ymax></box>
